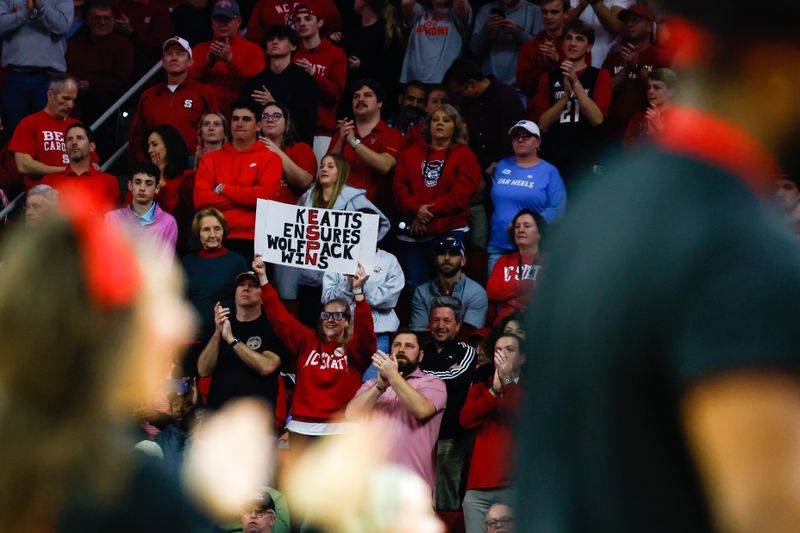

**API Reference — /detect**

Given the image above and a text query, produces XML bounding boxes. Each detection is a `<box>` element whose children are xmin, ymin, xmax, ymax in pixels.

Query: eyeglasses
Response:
<box><xmin>511</xmin><ymin>131</ymin><xmax>536</xmax><ymax>141</ymax></box>
<box><xmin>320</xmin><ymin>311</ymin><xmax>345</xmax><ymax>321</ymax></box>
<box><xmin>486</xmin><ymin>517</ymin><xmax>513</xmax><ymax>528</ymax></box>
<box><xmin>261</xmin><ymin>112</ymin><xmax>284</xmax><ymax>122</ymax></box>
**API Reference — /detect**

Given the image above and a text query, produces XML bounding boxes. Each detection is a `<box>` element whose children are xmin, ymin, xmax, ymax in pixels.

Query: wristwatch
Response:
<box><xmin>229</xmin><ymin>337</ymin><xmax>240</xmax><ymax>347</ymax></box>
<box><xmin>214</xmin><ymin>183</ymin><xmax>225</xmax><ymax>194</ymax></box>
<box><xmin>350</xmin><ymin>138</ymin><xmax>362</xmax><ymax>148</ymax></box>
<box><xmin>352</xmin><ymin>287</ymin><xmax>364</xmax><ymax>295</ymax></box>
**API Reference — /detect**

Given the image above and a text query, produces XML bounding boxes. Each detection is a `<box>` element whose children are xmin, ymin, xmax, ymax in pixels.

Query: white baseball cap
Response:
<box><xmin>508</xmin><ymin>119</ymin><xmax>541</xmax><ymax>138</ymax></box>
<box><xmin>163</xmin><ymin>36</ymin><xmax>192</xmax><ymax>59</ymax></box>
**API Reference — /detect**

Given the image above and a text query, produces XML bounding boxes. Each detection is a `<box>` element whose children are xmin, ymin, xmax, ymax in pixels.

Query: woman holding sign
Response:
<box><xmin>253</xmin><ymin>254</ymin><xmax>375</xmax><ymax>446</ymax></box>
<box><xmin>393</xmin><ymin>104</ymin><xmax>482</xmax><ymax>290</ymax></box>
<box><xmin>274</xmin><ymin>154</ymin><xmax>390</xmax><ymax>327</ymax></box>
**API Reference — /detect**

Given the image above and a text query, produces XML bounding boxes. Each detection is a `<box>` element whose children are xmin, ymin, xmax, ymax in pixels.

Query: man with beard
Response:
<box><xmin>346</xmin><ymin>329</ymin><xmax>447</xmax><ymax>496</ymax></box>
<box><xmin>387</xmin><ymin>81</ymin><xmax>428</xmax><ymax>135</ymax></box>
<box><xmin>410</xmin><ymin>237</ymin><xmax>488</xmax><ymax>335</ymax></box>
<box><xmin>42</xmin><ymin>122</ymin><xmax>118</xmax><ymax>212</ymax></box>
<box><xmin>515</xmin><ymin>0</ymin><xmax>800</xmax><ymax>531</ymax></box>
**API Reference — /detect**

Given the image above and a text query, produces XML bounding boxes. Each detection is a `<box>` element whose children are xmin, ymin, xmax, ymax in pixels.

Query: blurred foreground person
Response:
<box><xmin>285</xmin><ymin>424</ymin><xmax>444</xmax><ymax>533</ymax></box>
<box><xmin>0</xmin><ymin>189</ymin><xmax>204</xmax><ymax>531</ymax></box>
<box><xmin>516</xmin><ymin>2</ymin><xmax>800</xmax><ymax>533</ymax></box>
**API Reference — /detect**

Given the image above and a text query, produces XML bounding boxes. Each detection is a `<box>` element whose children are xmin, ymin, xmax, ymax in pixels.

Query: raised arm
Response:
<box><xmin>253</xmin><ymin>254</ymin><xmax>313</xmax><ymax>355</ymax></box>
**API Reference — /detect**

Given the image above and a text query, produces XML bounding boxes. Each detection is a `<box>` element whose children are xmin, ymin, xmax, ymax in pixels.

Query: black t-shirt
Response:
<box><xmin>516</xmin><ymin>148</ymin><xmax>800</xmax><ymax>532</ymax></box>
<box><xmin>207</xmin><ymin>313</ymin><xmax>287</xmax><ymax>411</ymax></box>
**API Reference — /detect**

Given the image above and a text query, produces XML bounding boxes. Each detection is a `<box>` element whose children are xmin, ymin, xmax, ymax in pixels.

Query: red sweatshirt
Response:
<box><xmin>194</xmin><ymin>142</ymin><xmax>282</xmax><ymax>240</ymax></box>
<box><xmin>190</xmin><ymin>33</ymin><xmax>266</xmax><ymax>115</ymax></box>
<box><xmin>460</xmin><ymin>381</ymin><xmax>523</xmax><ymax>489</ymax></box>
<box><xmin>246</xmin><ymin>0</ymin><xmax>342</xmax><ymax>45</ymax></box>
<box><xmin>294</xmin><ymin>38</ymin><xmax>347</xmax><ymax>134</ymax></box>
<box><xmin>486</xmin><ymin>252</ymin><xmax>541</xmax><ymax>324</ymax></box>
<box><xmin>393</xmin><ymin>141</ymin><xmax>481</xmax><ymax>235</ymax></box>
<box><xmin>260</xmin><ymin>283</ymin><xmax>375</xmax><ymax>423</ymax></box>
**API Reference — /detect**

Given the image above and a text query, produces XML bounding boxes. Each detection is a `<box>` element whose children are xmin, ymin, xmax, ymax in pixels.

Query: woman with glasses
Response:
<box><xmin>487</xmin><ymin>208</ymin><xmax>544</xmax><ymax>324</ymax></box>
<box><xmin>488</xmin><ymin>120</ymin><xmax>565</xmax><ymax>274</ymax></box>
<box><xmin>393</xmin><ymin>104</ymin><xmax>481</xmax><ymax>290</ymax></box>
<box><xmin>259</xmin><ymin>101</ymin><xmax>316</xmax><ymax>205</ymax></box>
<box><xmin>274</xmin><ymin>154</ymin><xmax>390</xmax><ymax>327</ymax></box>
<box><xmin>460</xmin><ymin>333</ymin><xmax>525</xmax><ymax>533</ymax></box>
<box><xmin>253</xmin><ymin>253</ymin><xmax>375</xmax><ymax>447</ymax></box>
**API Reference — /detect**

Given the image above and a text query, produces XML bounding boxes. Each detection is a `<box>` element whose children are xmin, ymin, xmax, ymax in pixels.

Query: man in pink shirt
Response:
<box><xmin>346</xmin><ymin>329</ymin><xmax>447</xmax><ymax>495</ymax></box>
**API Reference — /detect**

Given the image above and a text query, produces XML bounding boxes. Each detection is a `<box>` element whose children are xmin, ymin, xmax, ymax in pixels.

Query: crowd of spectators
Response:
<box><xmin>1</xmin><ymin>0</ymin><xmax>797</xmax><ymax>531</ymax></box>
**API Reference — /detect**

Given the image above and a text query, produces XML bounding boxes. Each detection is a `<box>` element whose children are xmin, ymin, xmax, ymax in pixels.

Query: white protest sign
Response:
<box><xmin>254</xmin><ymin>199</ymin><xmax>379</xmax><ymax>274</ymax></box>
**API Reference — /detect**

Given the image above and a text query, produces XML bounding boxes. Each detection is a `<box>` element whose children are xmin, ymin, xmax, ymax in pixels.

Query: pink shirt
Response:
<box><xmin>356</xmin><ymin>368</ymin><xmax>447</xmax><ymax>493</ymax></box>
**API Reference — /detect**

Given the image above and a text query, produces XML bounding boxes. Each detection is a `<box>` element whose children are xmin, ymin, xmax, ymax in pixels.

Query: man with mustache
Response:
<box><xmin>328</xmin><ymin>79</ymin><xmax>405</xmax><ymax>214</ymax></box>
<box><xmin>346</xmin><ymin>328</ymin><xmax>447</xmax><ymax>496</ymax></box>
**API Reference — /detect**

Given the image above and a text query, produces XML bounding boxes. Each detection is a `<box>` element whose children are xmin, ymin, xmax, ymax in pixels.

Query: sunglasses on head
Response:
<box><xmin>436</xmin><ymin>239</ymin><xmax>463</xmax><ymax>254</ymax></box>
<box><xmin>320</xmin><ymin>311</ymin><xmax>345</xmax><ymax>321</ymax></box>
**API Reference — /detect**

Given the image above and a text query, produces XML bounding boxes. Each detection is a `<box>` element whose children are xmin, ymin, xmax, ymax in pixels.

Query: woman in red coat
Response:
<box><xmin>252</xmin><ymin>253</ymin><xmax>376</xmax><ymax>450</ymax></box>
<box><xmin>459</xmin><ymin>333</ymin><xmax>525</xmax><ymax>533</ymax></box>
<box><xmin>393</xmin><ymin>104</ymin><xmax>481</xmax><ymax>289</ymax></box>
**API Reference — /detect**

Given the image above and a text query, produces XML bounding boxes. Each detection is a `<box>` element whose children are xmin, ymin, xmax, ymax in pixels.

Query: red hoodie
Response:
<box><xmin>294</xmin><ymin>37</ymin><xmax>347</xmax><ymax>134</ymax></box>
<box><xmin>260</xmin><ymin>283</ymin><xmax>375</xmax><ymax>423</ymax></box>
<box><xmin>393</xmin><ymin>141</ymin><xmax>482</xmax><ymax>235</ymax></box>
<box><xmin>194</xmin><ymin>142</ymin><xmax>282</xmax><ymax>240</ymax></box>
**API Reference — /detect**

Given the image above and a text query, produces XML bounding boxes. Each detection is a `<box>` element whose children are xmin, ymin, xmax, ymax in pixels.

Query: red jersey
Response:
<box><xmin>128</xmin><ymin>78</ymin><xmax>219</xmax><ymax>162</ymax></box>
<box><xmin>42</xmin><ymin>166</ymin><xmax>120</xmax><ymax>213</ymax></box>
<box><xmin>277</xmin><ymin>142</ymin><xmax>317</xmax><ymax>205</ymax></box>
<box><xmin>260</xmin><ymin>283</ymin><xmax>375</xmax><ymax>423</ymax></box>
<box><xmin>10</xmin><ymin>111</ymin><xmax>78</xmax><ymax>189</ymax></box>
<box><xmin>190</xmin><ymin>33</ymin><xmax>266</xmax><ymax>115</ymax></box>
<box><xmin>246</xmin><ymin>0</ymin><xmax>342</xmax><ymax>45</ymax></box>
<box><xmin>327</xmin><ymin>120</ymin><xmax>406</xmax><ymax>211</ymax></box>
<box><xmin>393</xmin><ymin>142</ymin><xmax>481</xmax><ymax>235</ymax></box>
<box><xmin>486</xmin><ymin>251</ymin><xmax>541</xmax><ymax>323</ymax></box>
<box><xmin>294</xmin><ymin>38</ymin><xmax>347</xmax><ymax>134</ymax></box>
<box><xmin>194</xmin><ymin>142</ymin><xmax>282</xmax><ymax>240</ymax></box>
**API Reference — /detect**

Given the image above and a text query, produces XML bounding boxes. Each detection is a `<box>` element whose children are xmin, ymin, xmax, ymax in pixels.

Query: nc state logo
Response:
<box><xmin>183</xmin><ymin>99</ymin><xmax>193</xmax><ymax>108</ymax></box>
<box><xmin>422</xmin><ymin>159</ymin><xmax>445</xmax><ymax>187</ymax></box>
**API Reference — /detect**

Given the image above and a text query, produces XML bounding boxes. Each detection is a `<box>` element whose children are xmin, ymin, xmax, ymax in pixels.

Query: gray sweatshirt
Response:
<box><xmin>0</xmin><ymin>0</ymin><xmax>73</xmax><ymax>70</ymax></box>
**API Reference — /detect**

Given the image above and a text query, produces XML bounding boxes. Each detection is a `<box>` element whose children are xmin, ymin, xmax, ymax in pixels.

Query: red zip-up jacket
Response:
<box><xmin>260</xmin><ymin>283</ymin><xmax>375</xmax><ymax>423</ymax></box>
<box><xmin>194</xmin><ymin>142</ymin><xmax>282</xmax><ymax>240</ymax></box>
<box><xmin>393</xmin><ymin>141</ymin><xmax>482</xmax><ymax>235</ymax></box>
<box><xmin>294</xmin><ymin>38</ymin><xmax>347</xmax><ymax>135</ymax></box>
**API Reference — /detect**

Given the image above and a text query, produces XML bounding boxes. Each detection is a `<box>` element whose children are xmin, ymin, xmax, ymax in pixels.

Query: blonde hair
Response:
<box><xmin>311</xmin><ymin>154</ymin><xmax>350</xmax><ymax>209</ymax></box>
<box><xmin>422</xmin><ymin>104</ymin><xmax>469</xmax><ymax>146</ymax></box>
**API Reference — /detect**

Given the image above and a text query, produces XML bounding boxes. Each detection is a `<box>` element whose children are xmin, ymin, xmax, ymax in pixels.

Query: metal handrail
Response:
<box><xmin>0</xmin><ymin>192</ymin><xmax>24</xmax><ymax>220</ymax></box>
<box><xmin>100</xmin><ymin>141</ymin><xmax>130</xmax><ymax>172</ymax></box>
<box><xmin>90</xmin><ymin>60</ymin><xmax>163</xmax><ymax>132</ymax></box>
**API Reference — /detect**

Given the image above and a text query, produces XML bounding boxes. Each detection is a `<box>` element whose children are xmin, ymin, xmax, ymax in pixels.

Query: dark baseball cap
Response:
<box><xmin>435</xmin><ymin>237</ymin><xmax>465</xmax><ymax>256</ymax></box>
